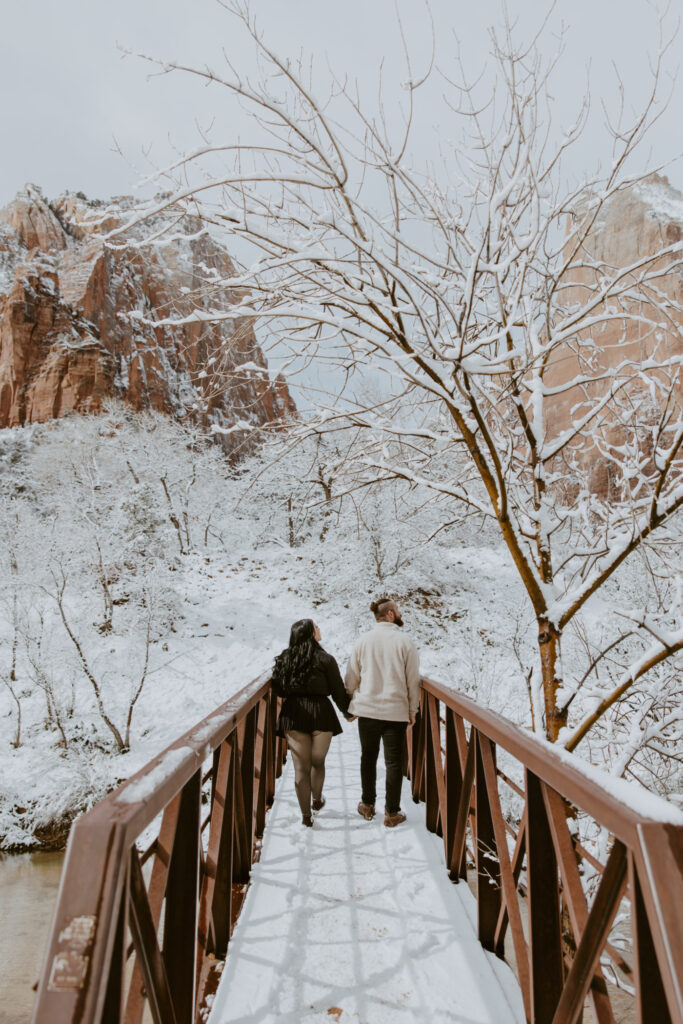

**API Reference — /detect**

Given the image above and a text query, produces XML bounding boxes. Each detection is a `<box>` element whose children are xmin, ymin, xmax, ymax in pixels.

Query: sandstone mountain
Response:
<box><xmin>546</xmin><ymin>174</ymin><xmax>683</xmax><ymax>496</ymax></box>
<box><xmin>0</xmin><ymin>186</ymin><xmax>295</xmax><ymax>451</ymax></box>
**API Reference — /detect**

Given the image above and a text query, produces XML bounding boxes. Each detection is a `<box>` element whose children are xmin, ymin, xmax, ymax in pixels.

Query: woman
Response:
<box><xmin>272</xmin><ymin>619</ymin><xmax>352</xmax><ymax>826</ymax></box>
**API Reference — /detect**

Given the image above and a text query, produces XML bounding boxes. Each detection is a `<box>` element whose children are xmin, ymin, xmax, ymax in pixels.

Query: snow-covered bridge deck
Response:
<box><xmin>208</xmin><ymin>727</ymin><xmax>525</xmax><ymax>1024</ymax></box>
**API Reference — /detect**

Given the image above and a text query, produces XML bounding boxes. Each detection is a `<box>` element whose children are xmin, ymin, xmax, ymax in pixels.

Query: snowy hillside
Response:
<box><xmin>0</xmin><ymin>407</ymin><xmax>679</xmax><ymax>849</ymax></box>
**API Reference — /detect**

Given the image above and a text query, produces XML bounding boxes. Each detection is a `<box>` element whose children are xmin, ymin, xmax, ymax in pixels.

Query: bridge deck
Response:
<box><xmin>208</xmin><ymin>727</ymin><xmax>525</xmax><ymax>1024</ymax></box>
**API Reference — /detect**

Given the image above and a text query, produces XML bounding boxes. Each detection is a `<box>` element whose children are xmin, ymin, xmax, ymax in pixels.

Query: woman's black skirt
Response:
<box><xmin>276</xmin><ymin>695</ymin><xmax>343</xmax><ymax>737</ymax></box>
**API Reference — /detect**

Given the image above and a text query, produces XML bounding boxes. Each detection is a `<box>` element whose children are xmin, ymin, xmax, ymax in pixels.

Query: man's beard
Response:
<box><xmin>394</xmin><ymin>615</ymin><xmax>404</xmax><ymax>628</ymax></box>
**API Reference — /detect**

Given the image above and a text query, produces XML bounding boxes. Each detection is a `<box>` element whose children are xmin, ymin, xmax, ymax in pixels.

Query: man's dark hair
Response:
<box><xmin>370</xmin><ymin>597</ymin><xmax>394</xmax><ymax>621</ymax></box>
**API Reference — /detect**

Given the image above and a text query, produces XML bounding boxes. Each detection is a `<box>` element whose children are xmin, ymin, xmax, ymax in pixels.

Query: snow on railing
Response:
<box><xmin>31</xmin><ymin>672</ymin><xmax>283</xmax><ymax>1024</ymax></box>
<box><xmin>31</xmin><ymin>673</ymin><xmax>683</xmax><ymax>1024</ymax></box>
<box><xmin>408</xmin><ymin>678</ymin><xmax>683</xmax><ymax>1024</ymax></box>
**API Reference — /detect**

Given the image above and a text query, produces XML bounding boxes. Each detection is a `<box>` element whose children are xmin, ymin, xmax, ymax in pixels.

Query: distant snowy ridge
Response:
<box><xmin>634</xmin><ymin>174</ymin><xmax>683</xmax><ymax>224</ymax></box>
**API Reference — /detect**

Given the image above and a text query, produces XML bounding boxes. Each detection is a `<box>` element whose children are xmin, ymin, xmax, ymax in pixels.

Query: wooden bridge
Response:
<box><xmin>31</xmin><ymin>675</ymin><xmax>683</xmax><ymax>1024</ymax></box>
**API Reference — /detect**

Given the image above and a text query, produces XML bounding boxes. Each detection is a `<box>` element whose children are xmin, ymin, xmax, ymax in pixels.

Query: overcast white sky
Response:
<box><xmin>1</xmin><ymin>0</ymin><xmax>681</xmax><ymax>207</ymax></box>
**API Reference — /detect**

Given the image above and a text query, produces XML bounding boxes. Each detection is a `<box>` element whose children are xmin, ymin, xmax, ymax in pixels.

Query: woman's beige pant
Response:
<box><xmin>285</xmin><ymin>730</ymin><xmax>333</xmax><ymax>816</ymax></box>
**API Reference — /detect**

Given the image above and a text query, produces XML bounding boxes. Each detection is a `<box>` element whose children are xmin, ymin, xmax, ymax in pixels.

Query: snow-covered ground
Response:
<box><xmin>207</xmin><ymin>728</ymin><xmax>525</xmax><ymax>1024</ymax></box>
<box><xmin>0</xmin><ymin>409</ymin><xmax>525</xmax><ymax>849</ymax></box>
<box><xmin>0</xmin><ymin>406</ymin><xmax>680</xmax><ymax>850</ymax></box>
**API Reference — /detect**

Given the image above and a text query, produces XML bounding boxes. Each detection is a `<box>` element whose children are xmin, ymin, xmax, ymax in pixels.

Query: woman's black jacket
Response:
<box><xmin>272</xmin><ymin>644</ymin><xmax>351</xmax><ymax>717</ymax></box>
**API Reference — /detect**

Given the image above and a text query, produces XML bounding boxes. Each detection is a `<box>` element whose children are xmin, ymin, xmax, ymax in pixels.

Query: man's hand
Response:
<box><xmin>409</xmin><ymin>714</ymin><xmax>416</xmax><ymax>727</ymax></box>
<box><xmin>345</xmin><ymin>715</ymin><xmax>357</xmax><ymax>723</ymax></box>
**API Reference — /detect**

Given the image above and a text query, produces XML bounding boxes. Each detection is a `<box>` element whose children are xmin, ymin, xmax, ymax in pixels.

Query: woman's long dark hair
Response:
<box><xmin>272</xmin><ymin>618</ymin><xmax>317</xmax><ymax>695</ymax></box>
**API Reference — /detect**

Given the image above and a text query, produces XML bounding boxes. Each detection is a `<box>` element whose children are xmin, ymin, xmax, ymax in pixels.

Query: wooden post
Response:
<box><xmin>163</xmin><ymin>770</ymin><xmax>201</xmax><ymax>1024</ymax></box>
<box><xmin>475</xmin><ymin>730</ymin><xmax>501</xmax><ymax>951</ymax></box>
<box><xmin>254</xmin><ymin>700</ymin><xmax>269</xmax><ymax>838</ymax></box>
<box><xmin>551</xmin><ymin>842</ymin><xmax>627</xmax><ymax>1024</ymax></box>
<box><xmin>266</xmin><ymin>690</ymin><xmax>277</xmax><ymax>806</ymax></box>
<box><xmin>445</xmin><ymin>708</ymin><xmax>466</xmax><ymax>881</ymax></box>
<box><xmin>411</xmin><ymin>693</ymin><xmax>427</xmax><ymax>803</ymax></box>
<box><xmin>424</xmin><ymin>694</ymin><xmax>440</xmax><ymax>834</ymax></box>
<box><xmin>450</xmin><ymin>728</ymin><xmax>475</xmax><ymax>885</ymax></box>
<box><xmin>128</xmin><ymin>849</ymin><xmax>177</xmax><ymax>1024</ymax></box>
<box><xmin>211</xmin><ymin>738</ymin><xmax>236</xmax><ymax>955</ymax></box>
<box><xmin>232</xmin><ymin>738</ymin><xmax>252</xmax><ymax>885</ymax></box>
<box><xmin>239</xmin><ymin>707</ymin><xmax>257</xmax><ymax>857</ymax></box>
<box><xmin>526</xmin><ymin>769</ymin><xmax>563</xmax><ymax>1024</ymax></box>
<box><xmin>629</xmin><ymin>852</ymin><xmax>672</xmax><ymax>1024</ymax></box>
<box><xmin>102</xmin><ymin>875</ymin><xmax>128</xmax><ymax>1024</ymax></box>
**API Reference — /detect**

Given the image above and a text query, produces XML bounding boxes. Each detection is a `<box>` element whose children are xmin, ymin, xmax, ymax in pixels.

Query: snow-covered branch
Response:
<box><xmin>120</xmin><ymin>1</ymin><xmax>682</xmax><ymax>746</ymax></box>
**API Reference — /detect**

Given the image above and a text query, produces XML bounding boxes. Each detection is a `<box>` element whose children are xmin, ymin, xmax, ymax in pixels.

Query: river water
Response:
<box><xmin>0</xmin><ymin>851</ymin><xmax>64</xmax><ymax>1024</ymax></box>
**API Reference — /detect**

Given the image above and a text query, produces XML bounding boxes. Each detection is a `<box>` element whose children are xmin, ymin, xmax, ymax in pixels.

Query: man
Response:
<box><xmin>345</xmin><ymin>597</ymin><xmax>420</xmax><ymax>827</ymax></box>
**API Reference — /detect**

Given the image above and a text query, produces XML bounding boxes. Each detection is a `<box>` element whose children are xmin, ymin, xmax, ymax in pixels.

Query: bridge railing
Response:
<box><xmin>407</xmin><ymin>678</ymin><xmax>683</xmax><ymax>1024</ymax></box>
<box><xmin>33</xmin><ymin>672</ymin><xmax>683</xmax><ymax>1024</ymax></box>
<box><xmin>31</xmin><ymin>673</ymin><xmax>284</xmax><ymax>1024</ymax></box>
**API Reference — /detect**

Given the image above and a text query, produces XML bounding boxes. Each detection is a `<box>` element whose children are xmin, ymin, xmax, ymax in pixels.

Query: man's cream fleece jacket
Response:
<box><xmin>345</xmin><ymin>622</ymin><xmax>421</xmax><ymax>722</ymax></box>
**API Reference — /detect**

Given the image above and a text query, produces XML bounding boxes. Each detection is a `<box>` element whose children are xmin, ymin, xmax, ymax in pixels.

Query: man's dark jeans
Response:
<box><xmin>358</xmin><ymin>717</ymin><xmax>407</xmax><ymax>814</ymax></box>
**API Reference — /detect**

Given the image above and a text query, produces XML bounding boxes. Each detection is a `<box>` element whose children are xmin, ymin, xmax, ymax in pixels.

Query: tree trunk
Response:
<box><xmin>538</xmin><ymin>620</ymin><xmax>567</xmax><ymax>742</ymax></box>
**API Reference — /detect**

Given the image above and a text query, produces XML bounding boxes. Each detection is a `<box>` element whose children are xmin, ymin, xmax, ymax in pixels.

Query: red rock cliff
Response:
<box><xmin>0</xmin><ymin>185</ymin><xmax>295</xmax><ymax>451</ymax></box>
<box><xmin>545</xmin><ymin>174</ymin><xmax>683</xmax><ymax>496</ymax></box>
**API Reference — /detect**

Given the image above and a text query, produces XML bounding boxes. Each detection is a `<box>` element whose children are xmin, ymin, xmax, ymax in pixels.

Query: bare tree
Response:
<box><xmin>0</xmin><ymin>544</ymin><xmax>23</xmax><ymax>748</ymax></box>
<box><xmin>116</xmin><ymin>4</ymin><xmax>682</xmax><ymax>743</ymax></box>
<box><xmin>52</xmin><ymin>568</ymin><xmax>127</xmax><ymax>751</ymax></box>
<box><xmin>22</xmin><ymin>608</ymin><xmax>71</xmax><ymax>750</ymax></box>
<box><xmin>50</xmin><ymin>564</ymin><xmax>162</xmax><ymax>754</ymax></box>
<box><xmin>123</xmin><ymin>584</ymin><xmax>155</xmax><ymax>750</ymax></box>
<box><xmin>69</xmin><ymin>458</ymin><xmax>116</xmax><ymax>632</ymax></box>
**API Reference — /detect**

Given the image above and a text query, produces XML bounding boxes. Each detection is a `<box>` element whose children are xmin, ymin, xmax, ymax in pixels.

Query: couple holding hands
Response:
<box><xmin>271</xmin><ymin>597</ymin><xmax>421</xmax><ymax>828</ymax></box>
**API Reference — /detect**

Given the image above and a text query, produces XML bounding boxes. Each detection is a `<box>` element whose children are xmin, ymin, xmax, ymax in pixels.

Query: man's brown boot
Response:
<box><xmin>384</xmin><ymin>810</ymin><xmax>407</xmax><ymax>828</ymax></box>
<box><xmin>357</xmin><ymin>801</ymin><xmax>375</xmax><ymax>820</ymax></box>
